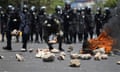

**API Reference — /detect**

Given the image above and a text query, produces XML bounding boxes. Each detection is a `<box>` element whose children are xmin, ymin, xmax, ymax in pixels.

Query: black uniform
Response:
<box><xmin>78</xmin><ymin>9</ymin><xmax>88</xmax><ymax>42</ymax></box>
<box><xmin>29</xmin><ymin>10</ymin><xmax>39</xmax><ymax>43</ymax></box>
<box><xmin>103</xmin><ymin>7</ymin><xmax>111</xmax><ymax>25</ymax></box>
<box><xmin>38</xmin><ymin>6</ymin><xmax>47</xmax><ymax>43</ymax></box>
<box><xmin>69</xmin><ymin>8</ymin><xmax>78</xmax><ymax>43</ymax></box>
<box><xmin>62</xmin><ymin>8</ymin><xmax>71</xmax><ymax>43</ymax></box>
<box><xmin>0</xmin><ymin>9</ymin><xmax>7</xmax><ymax>42</ymax></box>
<box><xmin>3</xmin><ymin>7</ymin><xmax>21</xmax><ymax>50</ymax></box>
<box><xmin>43</xmin><ymin>14</ymin><xmax>64</xmax><ymax>51</ymax></box>
<box><xmin>19</xmin><ymin>9</ymin><xmax>30</xmax><ymax>50</ymax></box>
<box><xmin>94</xmin><ymin>8</ymin><xmax>103</xmax><ymax>36</ymax></box>
<box><xmin>85</xmin><ymin>7</ymin><xmax>94</xmax><ymax>39</ymax></box>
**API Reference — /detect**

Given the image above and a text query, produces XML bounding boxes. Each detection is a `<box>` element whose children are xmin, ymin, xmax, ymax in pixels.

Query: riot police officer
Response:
<box><xmin>78</xmin><ymin>8</ymin><xmax>88</xmax><ymax>42</ymax></box>
<box><xmin>69</xmin><ymin>8</ymin><xmax>78</xmax><ymax>43</ymax></box>
<box><xmin>38</xmin><ymin>6</ymin><xmax>47</xmax><ymax>43</ymax></box>
<box><xmin>0</xmin><ymin>6</ymin><xmax>7</xmax><ymax>42</ymax></box>
<box><xmin>54</xmin><ymin>5</ymin><xmax>64</xmax><ymax>33</ymax></box>
<box><xmin>103</xmin><ymin>7</ymin><xmax>111</xmax><ymax>25</ymax></box>
<box><xmin>62</xmin><ymin>2</ymin><xmax>71</xmax><ymax>43</ymax></box>
<box><xmin>55</xmin><ymin>5</ymin><xmax>63</xmax><ymax>15</ymax></box>
<box><xmin>29</xmin><ymin>5</ymin><xmax>39</xmax><ymax>43</ymax></box>
<box><xmin>3</xmin><ymin>5</ymin><xmax>21</xmax><ymax>50</ymax></box>
<box><xmin>19</xmin><ymin>5</ymin><xmax>30</xmax><ymax>51</ymax></box>
<box><xmin>85</xmin><ymin>7</ymin><xmax>94</xmax><ymax>39</ymax></box>
<box><xmin>94</xmin><ymin>7</ymin><xmax>104</xmax><ymax>36</ymax></box>
<box><xmin>43</xmin><ymin>14</ymin><xmax>64</xmax><ymax>51</ymax></box>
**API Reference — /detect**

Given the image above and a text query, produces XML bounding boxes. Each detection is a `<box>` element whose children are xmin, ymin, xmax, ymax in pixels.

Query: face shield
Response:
<box><xmin>9</xmin><ymin>7</ymin><xmax>15</xmax><ymax>14</ymax></box>
<box><xmin>73</xmin><ymin>8</ymin><xmax>77</xmax><ymax>13</ymax></box>
<box><xmin>31</xmin><ymin>6</ymin><xmax>36</xmax><ymax>12</ymax></box>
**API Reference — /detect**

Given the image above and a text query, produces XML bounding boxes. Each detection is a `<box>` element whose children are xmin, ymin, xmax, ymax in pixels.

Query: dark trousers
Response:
<box><xmin>6</xmin><ymin>31</ymin><xmax>12</xmax><ymax>48</ymax></box>
<box><xmin>96</xmin><ymin>28</ymin><xmax>101</xmax><ymax>37</ymax></box>
<box><xmin>64</xmin><ymin>31</ymin><xmax>70</xmax><ymax>43</ymax></box>
<box><xmin>1</xmin><ymin>32</ymin><xmax>5</xmax><ymax>41</ymax></box>
<box><xmin>84</xmin><ymin>32</ymin><xmax>88</xmax><ymax>41</ymax></box>
<box><xmin>57</xmin><ymin>35</ymin><xmax>63</xmax><ymax>50</ymax></box>
<box><xmin>29</xmin><ymin>31</ymin><xmax>34</xmax><ymax>42</ymax></box>
<box><xmin>89</xmin><ymin>31</ymin><xmax>94</xmax><ymax>39</ymax></box>
<box><xmin>43</xmin><ymin>33</ymin><xmax>53</xmax><ymax>50</ymax></box>
<box><xmin>39</xmin><ymin>30</ymin><xmax>43</xmax><ymax>43</ymax></box>
<box><xmin>78</xmin><ymin>32</ymin><xmax>83</xmax><ymax>42</ymax></box>
<box><xmin>70</xmin><ymin>32</ymin><xmax>77</xmax><ymax>43</ymax></box>
<box><xmin>22</xmin><ymin>33</ymin><xmax>29</xmax><ymax>49</ymax></box>
<box><xmin>35</xmin><ymin>31</ymin><xmax>39</xmax><ymax>42</ymax></box>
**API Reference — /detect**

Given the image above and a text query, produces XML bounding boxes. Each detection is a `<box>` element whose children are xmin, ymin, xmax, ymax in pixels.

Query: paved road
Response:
<box><xmin>0</xmin><ymin>40</ymin><xmax>120</xmax><ymax>72</ymax></box>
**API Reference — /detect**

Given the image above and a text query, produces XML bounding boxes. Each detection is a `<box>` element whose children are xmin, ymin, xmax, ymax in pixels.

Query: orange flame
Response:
<box><xmin>88</xmin><ymin>31</ymin><xmax>114</xmax><ymax>54</ymax></box>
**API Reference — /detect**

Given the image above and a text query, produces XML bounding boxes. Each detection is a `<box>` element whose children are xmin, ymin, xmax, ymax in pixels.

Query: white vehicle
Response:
<box><xmin>71</xmin><ymin>0</ymin><xmax>95</xmax><ymax>9</ymax></box>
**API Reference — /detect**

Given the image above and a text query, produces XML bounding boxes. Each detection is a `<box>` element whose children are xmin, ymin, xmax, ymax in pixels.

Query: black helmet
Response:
<box><xmin>77</xmin><ymin>8</ymin><xmax>81</xmax><ymax>13</ymax></box>
<box><xmin>7</xmin><ymin>5</ymin><xmax>16</xmax><ymax>14</ymax></box>
<box><xmin>81</xmin><ymin>7</ymin><xmax>85</xmax><ymax>12</ymax></box>
<box><xmin>72</xmin><ymin>7</ymin><xmax>77</xmax><ymax>13</ymax></box>
<box><xmin>104</xmin><ymin>7</ymin><xmax>110</xmax><ymax>15</ymax></box>
<box><xmin>55</xmin><ymin>5</ymin><xmax>62</xmax><ymax>14</ymax></box>
<box><xmin>39</xmin><ymin>6</ymin><xmax>46</xmax><ymax>14</ymax></box>
<box><xmin>7</xmin><ymin>4</ymin><xmax>13</xmax><ymax>12</ymax></box>
<box><xmin>55</xmin><ymin>5</ymin><xmax>62</xmax><ymax>11</ymax></box>
<box><xmin>7</xmin><ymin>4</ymin><xmax>13</xmax><ymax>9</ymax></box>
<box><xmin>96</xmin><ymin>7</ymin><xmax>102</xmax><ymax>14</ymax></box>
<box><xmin>65</xmin><ymin>1</ymin><xmax>71</xmax><ymax>10</ymax></box>
<box><xmin>86</xmin><ymin>6</ymin><xmax>92</xmax><ymax>14</ymax></box>
<box><xmin>0</xmin><ymin>6</ymin><xmax>4</xmax><ymax>14</ymax></box>
<box><xmin>0</xmin><ymin>6</ymin><xmax>2</xmax><ymax>10</ymax></box>
<box><xmin>10</xmin><ymin>6</ymin><xmax>16</xmax><ymax>14</ymax></box>
<box><xmin>23</xmin><ymin>4</ymin><xmax>28</xmax><ymax>13</ymax></box>
<box><xmin>30</xmin><ymin>5</ymin><xmax>37</xmax><ymax>12</ymax></box>
<box><xmin>40</xmin><ymin>6</ymin><xmax>46</xmax><ymax>11</ymax></box>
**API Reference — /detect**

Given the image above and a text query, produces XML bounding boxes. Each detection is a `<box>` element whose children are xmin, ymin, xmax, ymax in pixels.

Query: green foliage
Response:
<box><xmin>104</xmin><ymin>0</ymin><xmax>118</xmax><ymax>8</ymax></box>
<box><xmin>0</xmin><ymin>0</ymin><xmax>65</xmax><ymax>13</ymax></box>
<box><xmin>47</xmin><ymin>0</ymin><xmax>64</xmax><ymax>13</ymax></box>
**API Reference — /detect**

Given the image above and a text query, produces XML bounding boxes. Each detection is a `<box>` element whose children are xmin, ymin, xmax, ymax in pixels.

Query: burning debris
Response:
<box><xmin>103</xmin><ymin>1</ymin><xmax>120</xmax><ymax>52</ymax></box>
<box><xmin>88</xmin><ymin>31</ymin><xmax>114</xmax><ymax>54</ymax></box>
<box><xmin>84</xmin><ymin>2</ymin><xmax>120</xmax><ymax>55</ymax></box>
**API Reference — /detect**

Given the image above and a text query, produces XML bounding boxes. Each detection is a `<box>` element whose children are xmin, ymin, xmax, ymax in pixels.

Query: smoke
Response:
<box><xmin>104</xmin><ymin>1</ymin><xmax>120</xmax><ymax>50</ymax></box>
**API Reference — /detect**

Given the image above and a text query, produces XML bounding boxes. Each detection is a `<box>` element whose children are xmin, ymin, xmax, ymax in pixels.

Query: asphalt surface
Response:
<box><xmin>0</xmin><ymin>37</ymin><xmax>120</xmax><ymax>72</ymax></box>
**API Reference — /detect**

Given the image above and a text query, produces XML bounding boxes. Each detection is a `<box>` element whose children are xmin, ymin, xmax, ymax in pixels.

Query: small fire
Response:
<box><xmin>88</xmin><ymin>31</ymin><xmax>114</xmax><ymax>54</ymax></box>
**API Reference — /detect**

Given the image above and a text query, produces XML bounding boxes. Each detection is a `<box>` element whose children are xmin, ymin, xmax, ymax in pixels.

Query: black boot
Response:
<box><xmin>3</xmin><ymin>46</ymin><xmax>12</xmax><ymax>50</ymax></box>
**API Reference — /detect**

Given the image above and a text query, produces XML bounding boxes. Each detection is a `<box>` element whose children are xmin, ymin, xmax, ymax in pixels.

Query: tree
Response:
<box><xmin>0</xmin><ymin>0</ymin><xmax>65</xmax><ymax>13</ymax></box>
<box><xmin>104</xmin><ymin>0</ymin><xmax>118</xmax><ymax>8</ymax></box>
